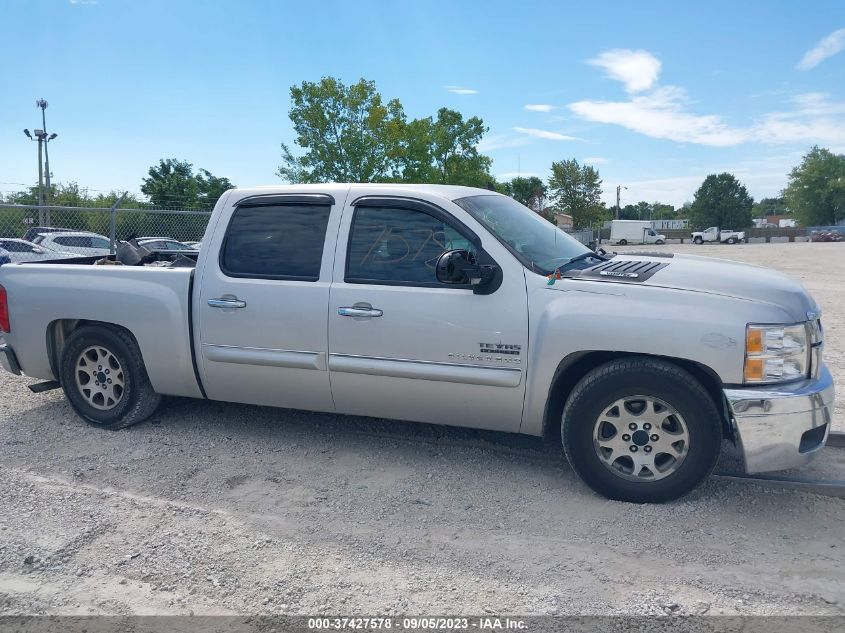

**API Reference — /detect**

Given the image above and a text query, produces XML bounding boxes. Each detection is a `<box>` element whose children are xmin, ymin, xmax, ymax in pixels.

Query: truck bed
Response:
<box><xmin>0</xmin><ymin>261</ymin><xmax>203</xmax><ymax>399</ymax></box>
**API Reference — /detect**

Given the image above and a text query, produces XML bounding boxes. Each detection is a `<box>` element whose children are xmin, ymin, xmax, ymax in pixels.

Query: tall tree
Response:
<box><xmin>547</xmin><ymin>159</ymin><xmax>604</xmax><ymax>229</ymax></box>
<box><xmin>420</xmin><ymin>108</ymin><xmax>492</xmax><ymax>187</ymax></box>
<box><xmin>689</xmin><ymin>173</ymin><xmax>753</xmax><ymax>230</ymax></box>
<box><xmin>502</xmin><ymin>176</ymin><xmax>554</xmax><ymax>222</ymax></box>
<box><xmin>752</xmin><ymin>196</ymin><xmax>788</xmax><ymax>218</ymax></box>
<box><xmin>277</xmin><ymin>77</ymin><xmax>495</xmax><ymax>186</ymax></box>
<box><xmin>783</xmin><ymin>146</ymin><xmax>845</xmax><ymax>226</ymax></box>
<box><xmin>277</xmin><ymin>77</ymin><xmax>406</xmax><ymax>183</ymax></box>
<box><xmin>141</xmin><ymin>159</ymin><xmax>233</xmax><ymax>208</ymax></box>
<box><xmin>196</xmin><ymin>169</ymin><xmax>235</xmax><ymax>207</ymax></box>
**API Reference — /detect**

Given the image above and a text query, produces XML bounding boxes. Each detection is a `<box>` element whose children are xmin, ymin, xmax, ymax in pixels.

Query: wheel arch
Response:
<box><xmin>47</xmin><ymin>319</ymin><xmax>142</xmax><ymax>385</ymax></box>
<box><xmin>542</xmin><ymin>351</ymin><xmax>733</xmax><ymax>444</ymax></box>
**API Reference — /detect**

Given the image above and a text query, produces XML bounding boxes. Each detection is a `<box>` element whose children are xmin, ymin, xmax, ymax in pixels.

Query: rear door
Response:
<box><xmin>327</xmin><ymin>194</ymin><xmax>529</xmax><ymax>432</ymax></box>
<box><xmin>196</xmin><ymin>192</ymin><xmax>344</xmax><ymax>412</ymax></box>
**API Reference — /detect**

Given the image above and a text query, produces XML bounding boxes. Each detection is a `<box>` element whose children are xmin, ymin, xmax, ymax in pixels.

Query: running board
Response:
<box><xmin>28</xmin><ymin>381</ymin><xmax>61</xmax><ymax>394</ymax></box>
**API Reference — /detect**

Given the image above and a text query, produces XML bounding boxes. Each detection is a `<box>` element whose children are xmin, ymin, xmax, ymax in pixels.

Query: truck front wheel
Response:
<box><xmin>60</xmin><ymin>325</ymin><xmax>161</xmax><ymax>430</ymax></box>
<box><xmin>561</xmin><ymin>357</ymin><xmax>721</xmax><ymax>503</ymax></box>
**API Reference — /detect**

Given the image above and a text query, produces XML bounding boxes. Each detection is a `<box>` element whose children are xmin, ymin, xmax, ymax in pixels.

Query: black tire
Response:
<box><xmin>655</xmin><ymin>239</ymin><xmax>665</xmax><ymax>245</ymax></box>
<box><xmin>727</xmin><ymin>237</ymin><xmax>737</xmax><ymax>244</ymax></box>
<box><xmin>693</xmin><ymin>236</ymin><xmax>703</xmax><ymax>244</ymax></box>
<box><xmin>60</xmin><ymin>325</ymin><xmax>161</xmax><ymax>430</ymax></box>
<box><xmin>561</xmin><ymin>357</ymin><xmax>721</xmax><ymax>503</ymax></box>
<box><xmin>618</xmin><ymin>239</ymin><xmax>628</xmax><ymax>246</ymax></box>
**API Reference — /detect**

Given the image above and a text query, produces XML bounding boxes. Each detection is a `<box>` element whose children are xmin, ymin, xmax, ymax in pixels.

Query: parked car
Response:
<box><xmin>0</xmin><ymin>184</ymin><xmax>834</xmax><ymax>503</ymax></box>
<box><xmin>135</xmin><ymin>237</ymin><xmax>199</xmax><ymax>251</ymax></box>
<box><xmin>33</xmin><ymin>231</ymin><xmax>111</xmax><ymax>257</ymax></box>
<box><xmin>609</xmin><ymin>220</ymin><xmax>666</xmax><ymax>245</ymax></box>
<box><xmin>691</xmin><ymin>227</ymin><xmax>746</xmax><ymax>244</ymax></box>
<box><xmin>0</xmin><ymin>238</ymin><xmax>76</xmax><ymax>262</ymax></box>
<box><xmin>0</xmin><ymin>248</ymin><xmax>9</xmax><ymax>267</ymax></box>
<box><xmin>22</xmin><ymin>226</ymin><xmax>79</xmax><ymax>243</ymax></box>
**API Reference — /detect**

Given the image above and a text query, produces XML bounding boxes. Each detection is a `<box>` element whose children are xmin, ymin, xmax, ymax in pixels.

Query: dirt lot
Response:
<box><xmin>0</xmin><ymin>242</ymin><xmax>843</xmax><ymax>616</ymax></box>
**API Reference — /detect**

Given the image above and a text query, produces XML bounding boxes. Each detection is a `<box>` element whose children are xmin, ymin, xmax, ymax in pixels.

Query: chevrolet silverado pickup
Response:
<box><xmin>0</xmin><ymin>184</ymin><xmax>834</xmax><ymax>502</ymax></box>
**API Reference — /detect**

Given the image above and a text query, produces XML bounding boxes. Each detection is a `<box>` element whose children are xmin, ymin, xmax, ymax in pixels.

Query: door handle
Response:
<box><xmin>338</xmin><ymin>306</ymin><xmax>383</xmax><ymax>318</ymax></box>
<box><xmin>208</xmin><ymin>298</ymin><xmax>247</xmax><ymax>309</ymax></box>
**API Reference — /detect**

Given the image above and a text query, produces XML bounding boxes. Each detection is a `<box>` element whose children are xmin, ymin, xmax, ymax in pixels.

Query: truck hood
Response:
<box><xmin>562</xmin><ymin>253</ymin><xmax>818</xmax><ymax>321</ymax></box>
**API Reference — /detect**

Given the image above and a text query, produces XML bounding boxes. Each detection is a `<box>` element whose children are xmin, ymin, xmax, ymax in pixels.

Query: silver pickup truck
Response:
<box><xmin>0</xmin><ymin>184</ymin><xmax>834</xmax><ymax>503</ymax></box>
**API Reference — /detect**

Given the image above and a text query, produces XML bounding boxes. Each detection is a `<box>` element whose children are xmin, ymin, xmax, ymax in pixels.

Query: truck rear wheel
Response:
<box><xmin>561</xmin><ymin>357</ymin><xmax>721</xmax><ymax>503</ymax></box>
<box><xmin>693</xmin><ymin>236</ymin><xmax>703</xmax><ymax>244</ymax></box>
<box><xmin>60</xmin><ymin>325</ymin><xmax>161</xmax><ymax>430</ymax></box>
<box><xmin>618</xmin><ymin>239</ymin><xmax>627</xmax><ymax>245</ymax></box>
<box><xmin>726</xmin><ymin>237</ymin><xmax>737</xmax><ymax>244</ymax></box>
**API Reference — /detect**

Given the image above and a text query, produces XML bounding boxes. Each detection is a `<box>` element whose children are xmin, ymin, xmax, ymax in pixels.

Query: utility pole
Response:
<box><xmin>616</xmin><ymin>185</ymin><xmax>627</xmax><ymax>220</ymax></box>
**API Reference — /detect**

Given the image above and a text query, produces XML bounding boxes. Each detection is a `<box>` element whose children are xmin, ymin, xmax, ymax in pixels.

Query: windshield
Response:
<box><xmin>453</xmin><ymin>194</ymin><xmax>592</xmax><ymax>276</ymax></box>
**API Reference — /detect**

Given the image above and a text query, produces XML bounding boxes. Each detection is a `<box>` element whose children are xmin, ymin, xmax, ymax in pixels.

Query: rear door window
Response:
<box><xmin>220</xmin><ymin>203</ymin><xmax>331</xmax><ymax>281</ymax></box>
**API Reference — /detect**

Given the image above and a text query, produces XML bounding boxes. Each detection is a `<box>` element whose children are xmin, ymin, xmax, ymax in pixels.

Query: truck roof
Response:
<box><xmin>226</xmin><ymin>183</ymin><xmax>496</xmax><ymax>206</ymax></box>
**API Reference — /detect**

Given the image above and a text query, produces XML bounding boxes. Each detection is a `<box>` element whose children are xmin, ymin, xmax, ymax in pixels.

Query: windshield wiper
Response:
<box><xmin>545</xmin><ymin>251</ymin><xmax>609</xmax><ymax>272</ymax></box>
<box><xmin>565</xmin><ymin>251</ymin><xmax>608</xmax><ymax>266</ymax></box>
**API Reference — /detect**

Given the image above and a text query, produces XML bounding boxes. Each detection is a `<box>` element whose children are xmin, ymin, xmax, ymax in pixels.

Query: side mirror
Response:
<box><xmin>435</xmin><ymin>249</ymin><xmax>501</xmax><ymax>294</ymax></box>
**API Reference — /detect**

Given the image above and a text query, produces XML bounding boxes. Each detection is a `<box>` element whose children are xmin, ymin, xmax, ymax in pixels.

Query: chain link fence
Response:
<box><xmin>0</xmin><ymin>203</ymin><xmax>211</xmax><ymax>259</ymax></box>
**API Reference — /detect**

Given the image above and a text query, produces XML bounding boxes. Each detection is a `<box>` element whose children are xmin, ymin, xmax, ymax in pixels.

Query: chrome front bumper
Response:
<box><xmin>724</xmin><ymin>364</ymin><xmax>834</xmax><ymax>473</ymax></box>
<box><xmin>0</xmin><ymin>343</ymin><xmax>21</xmax><ymax>376</ymax></box>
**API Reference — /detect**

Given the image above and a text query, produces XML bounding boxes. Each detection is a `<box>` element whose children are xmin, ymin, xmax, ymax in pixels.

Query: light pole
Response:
<box><xmin>24</xmin><ymin>100</ymin><xmax>58</xmax><ymax>226</ymax></box>
<box><xmin>616</xmin><ymin>185</ymin><xmax>628</xmax><ymax>220</ymax></box>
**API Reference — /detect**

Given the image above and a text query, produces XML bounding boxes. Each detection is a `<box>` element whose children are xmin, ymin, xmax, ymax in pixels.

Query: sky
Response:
<box><xmin>1</xmin><ymin>0</ymin><xmax>844</xmax><ymax>208</ymax></box>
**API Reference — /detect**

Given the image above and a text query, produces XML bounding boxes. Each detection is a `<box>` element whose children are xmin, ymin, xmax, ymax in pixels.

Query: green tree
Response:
<box><xmin>277</xmin><ymin>77</ymin><xmax>495</xmax><ymax>187</ymax></box>
<box><xmin>502</xmin><ymin>176</ymin><xmax>554</xmax><ymax>222</ymax></box>
<box><xmin>752</xmin><ymin>196</ymin><xmax>788</xmax><ymax>218</ymax></box>
<box><xmin>689</xmin><ymin>173</ymin><xmax>753</xmax><ymax>230</ymax></box>
<box><xmin>278</xmin><ymin>77</ymin><xmax>406</xmax><ymax>183</ymax></box>
<box><xmin>783</xmin><ymin>147</ymin><xmax>845</xmax><ymax>226</ymax></box>
<box><xmin>408</xmin><ymin>108</ymin><xmax>492</xmax><ymax>187</ymax></box>
<box><xmin>196</xmin><ymin>169</ymin><xmax>235</xmax><ymax>208</ymax></box>
<box><xmin>141</xmin><ymin>159</ymin><xmax>233</xmax><ymax>208</ymax></box>
<box><xmin>547</xmin><ymin>159</ymin><xmax>604</xmax><ymax>229</ymax></box>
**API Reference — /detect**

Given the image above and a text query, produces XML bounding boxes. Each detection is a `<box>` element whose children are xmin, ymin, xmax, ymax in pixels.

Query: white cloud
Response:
<box><xmin>583</xmin><ymin>157</ymin><xmax>608</xmax><ymax>165</ymax></box>
<box><xmin>587</xmin><ymin>49</ymin><xmax>662</xmax><ymax>93</ymax></box>
<box><xmin>524</xmin><ymin>104</ymin><xmax>555</xmax><ymax>112</ymax></box>
<box><xmin>496</xmin><ymin>171</ymin><xmax>540</xmax><ymax>181</ymax></box>
<box><xmin>570</xmin><ymin>86</ymin><xmax>749</xmax><ymax>146</ymax></box>
<box><xmin>445</xmin><ymin>85</ymin><xmax>478</xmax><ymax>95</ymax></box>
<box><xmin>797</xmin><ymin>28</ymin><xmax>845</xmax><ymax>70</ymax></box>
<box><xmin>512</xmin><ymin>126</ymin><xmax>579</xmax><ymax>141</ymax></box>
<box><xmin>69</xmin><ymin>0</ymin><xmax>98</xmax><ymax>4</ymax></box>
<box><xmin>476</xmin><ymin>134</ymin><xmax>531</xmax><ymax>152</ymax></box>
<box><xmin>754</xmin><ymin>92</ymin><xmax>845</xmax><ymax>148</ymax></box>
<box><xmin>572</xmin><ymin>49</ymin><xmax>845</xmax><ymax>148</ymax></box>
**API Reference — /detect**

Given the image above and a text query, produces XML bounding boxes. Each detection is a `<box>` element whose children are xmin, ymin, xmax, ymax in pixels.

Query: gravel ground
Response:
<box><xmin>0</xmin><ymin>241</ymin><xmax>843</xmax><ymax>616</ymax></box>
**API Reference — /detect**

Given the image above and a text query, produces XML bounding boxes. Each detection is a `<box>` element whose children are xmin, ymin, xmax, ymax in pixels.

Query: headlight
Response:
<box><xmin>744</xmin><ymin>323</ymin><xmax>809</xmax><ymax>383</ymax></box>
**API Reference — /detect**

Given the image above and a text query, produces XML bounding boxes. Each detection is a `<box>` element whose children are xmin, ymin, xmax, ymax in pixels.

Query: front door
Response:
<box><xmin>328</xmin><ymin>195</ymin><xmax>528</xmax><ymax>432</ymax></box>
<box><xmin>196</xmin><ymin>193</ymin><xmax>342</xmax><ymax>412</ymax></box>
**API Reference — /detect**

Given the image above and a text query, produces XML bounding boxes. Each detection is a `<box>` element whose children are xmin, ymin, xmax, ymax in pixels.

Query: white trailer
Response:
<box><xmin>610</xmin><ymin>220</ymin><xmax>666</xmax><ymax>245</ymax></box>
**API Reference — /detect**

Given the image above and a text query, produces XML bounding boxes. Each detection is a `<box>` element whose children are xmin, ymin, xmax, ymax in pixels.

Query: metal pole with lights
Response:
<box><xmin>24</xmin><ymin>100</ymin><xmax>58</xmax><ymax>227</ymax></box>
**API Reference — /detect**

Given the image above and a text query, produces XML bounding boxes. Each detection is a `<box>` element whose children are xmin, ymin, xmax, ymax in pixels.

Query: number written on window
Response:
<box><xmin>346</xmin><ymin>206</ymin><xmax>475</xmax><ymax>285</ymax></box>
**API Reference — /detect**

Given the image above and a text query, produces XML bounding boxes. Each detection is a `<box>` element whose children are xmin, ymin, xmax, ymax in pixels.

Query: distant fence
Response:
<box><xmin>0</xmin><ymin>204</ymin><xmax>211</xmax><ymax>249</ymax></box>
<box><xmin>564</xmin><ymin>228</ymin><xmax>595</xmax><ymax>246</ymax></box>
